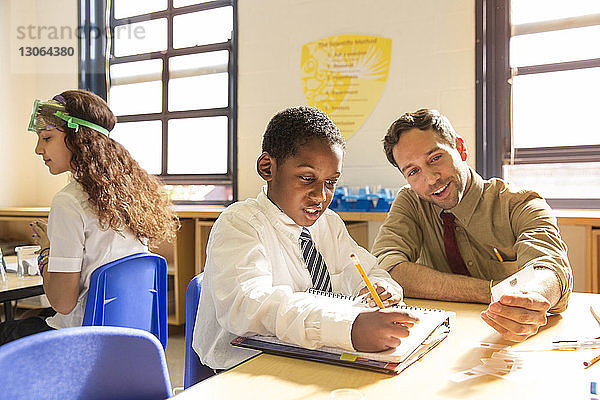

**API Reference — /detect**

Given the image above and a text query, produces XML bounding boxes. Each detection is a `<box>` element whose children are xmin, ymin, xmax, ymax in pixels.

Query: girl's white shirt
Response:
<box><xmin>45</xmin><ymin>179</ymin><xmax>148</xmax><ymax>329</ymax></box>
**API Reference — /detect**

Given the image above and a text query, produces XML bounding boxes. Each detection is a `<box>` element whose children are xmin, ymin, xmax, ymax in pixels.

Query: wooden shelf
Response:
<box><xmin>0</xmin><ymin>206</ymin><xmax>376</xmax><ymax>326</ymax></box>
<box><xmin>3</xmin><ymin>205</ymin><xmax>600</xmax><ymax>326</ymax></box>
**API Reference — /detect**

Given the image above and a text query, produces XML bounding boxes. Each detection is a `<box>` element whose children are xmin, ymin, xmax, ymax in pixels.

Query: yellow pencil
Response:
<box><xmin>493</xmin><ymin>248</ymin><xmax>504</xmax><ymax>262</ymax></box>
<box><xmin>584</xmin><ymin>353</ymin><xmax>600</xmax><ymax>368</ymax></box>
<box><xmin>350</xmin><ymin>254</ymin><xmax>385</xmax><ymax>309</ymax></box>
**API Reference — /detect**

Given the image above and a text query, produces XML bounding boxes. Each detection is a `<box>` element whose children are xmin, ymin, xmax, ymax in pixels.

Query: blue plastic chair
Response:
<box><xmin>0</xmin><ymin>326</ymin><xmax>172</xmax><ymax>400</ymax></box>
<box><xmin>184</xmin><ymin>273</ymin><xmax>216</xmax><ymax>388</ymax></box>
<box><xmin>82</xmin><ymin>252</ymin><xmax>168</xmax><ymax>350</ymax></box>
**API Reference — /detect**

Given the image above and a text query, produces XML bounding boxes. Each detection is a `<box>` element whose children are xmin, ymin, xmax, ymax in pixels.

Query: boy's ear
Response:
<box><xmin>257</xmin><ymin>152</ymin><xmax>276</xmax><ymax>181</ymax></box>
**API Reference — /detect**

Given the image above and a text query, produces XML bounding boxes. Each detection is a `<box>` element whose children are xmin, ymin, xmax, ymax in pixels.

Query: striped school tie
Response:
<box><xmin>299</xmin><ymin>227</ymin><xmax>332</xmax><ymax>292</ymax></box>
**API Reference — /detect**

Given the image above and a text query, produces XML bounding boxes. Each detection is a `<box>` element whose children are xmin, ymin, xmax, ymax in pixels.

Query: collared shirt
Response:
<box><xmin>45</xmin><ymin>180</ymin><xmax>148</xmax><ymax>329</ymax></box>
<box><xmin>372</xmin><ymin>169</ymin><xmax>572</xmax><ymax>313</ymax></box>
<box><xmin>193</xmin><ymin>186</ymin><xmax>403</xmax><ymax>370</ymax></box>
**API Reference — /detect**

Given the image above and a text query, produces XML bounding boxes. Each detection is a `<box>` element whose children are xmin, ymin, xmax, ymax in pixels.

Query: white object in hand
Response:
<box><xmin>491</xmin><ymin>265</ymin><xmax>535</xmax><ymax>302</ymax></box>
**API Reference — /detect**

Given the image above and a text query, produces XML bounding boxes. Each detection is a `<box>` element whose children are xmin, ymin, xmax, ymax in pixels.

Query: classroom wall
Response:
<box><xmin>237</xmin><ymin>0</ymin><xmax>476</xmax><ymax>200</ymax></box>
<box><xmin>1</xmin><ymin>1</ymin><xmax>589</xmax><ymax>286</ymax></box>
<box><xmin>3</xmin><ymin>0</ymin><xmax>475</xmax><ymax>207</ymax></box>
<box><xmin>0</xmin><ymin>0</ymin><xmax>77</xmax><ymax>207</ymax></box>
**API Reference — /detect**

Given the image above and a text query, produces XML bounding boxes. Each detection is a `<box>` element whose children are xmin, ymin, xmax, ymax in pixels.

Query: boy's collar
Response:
<box><xmin>265</xmin><ymin>191</ymin><xmax>285</xmax><ymax>214</ymax></box>
<box><xmin>259</xmin><ymin>185</ymin><xmax>299</xmax><ymax>222</ymax></box>
<box><xmin>257</xmin><ymin>186</ymin><xmax>310</xmax><ymax>238</ymax></box>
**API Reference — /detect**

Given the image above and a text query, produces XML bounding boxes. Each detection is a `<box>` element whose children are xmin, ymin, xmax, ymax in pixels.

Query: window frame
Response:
<box><xmin>476</xmin><ymin>0</ymin><xmax>600</xmax><ymax>208</ymax></box>
<box><xmin>79</xmin><ymin>0</ymin><xmax>238</xmax><ymax>204</ymax></box>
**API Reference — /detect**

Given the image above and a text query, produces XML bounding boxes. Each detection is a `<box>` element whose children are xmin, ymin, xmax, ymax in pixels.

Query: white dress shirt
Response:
<box><xmin>193</xmin><ymin>187</ymin><xmax>403</xmax><ymax>369</ymax></box>
<box><xmin>45</xmin><ymin>180</ymin><xmax>148</xmax><ymax>329</ymax></box>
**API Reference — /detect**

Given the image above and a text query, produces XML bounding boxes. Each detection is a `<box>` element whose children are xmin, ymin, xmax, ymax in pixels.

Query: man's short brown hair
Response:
<box><xmin>383</xmin><ymin>108</ymin><xmax>457</xmax><ymax>169</ymax></box>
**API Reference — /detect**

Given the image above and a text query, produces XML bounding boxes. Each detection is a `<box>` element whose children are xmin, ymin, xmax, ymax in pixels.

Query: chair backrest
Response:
<box><xmin>82</xmin><ymin>252</ymin><xmax>168</xmax><ymax>349</ymax></box>
<box><xmin>0</xmin><ymin>326</ymin><xmax>172</xmax><ymax>400</ymax></box>
<box><xmin>184</xmin><ymin>273</ymin><xmax>216</xmax><ymax>388</ymax></box>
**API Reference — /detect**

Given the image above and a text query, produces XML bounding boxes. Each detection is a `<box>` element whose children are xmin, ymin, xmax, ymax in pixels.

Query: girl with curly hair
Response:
<box><xmin>0</xmin><ymin>89</ymin><xmax>178</xmax><ymax>344</ymax></box>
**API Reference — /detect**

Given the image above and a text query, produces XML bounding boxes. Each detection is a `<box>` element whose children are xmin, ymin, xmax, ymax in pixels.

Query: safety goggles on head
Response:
<box><xmin>27</xmin><ymin>95</ymin><xmax>109</xmax><ymax>136</ymax></box>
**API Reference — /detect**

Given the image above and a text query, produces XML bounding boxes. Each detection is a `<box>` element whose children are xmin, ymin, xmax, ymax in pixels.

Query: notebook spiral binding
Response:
<box><xmin>397</xmin><ymin>306</ymin><xmax>444</xmax><ymax>312</ymax></box>
<box><xmin>307</xmin><ymin>288</ymin><xmax>359</xmax><ymax>301</ymax></box>
<box><xmin>307</xmin><ymin>289</ymin><xmax>444</xmax><ymax>312</ymax></box>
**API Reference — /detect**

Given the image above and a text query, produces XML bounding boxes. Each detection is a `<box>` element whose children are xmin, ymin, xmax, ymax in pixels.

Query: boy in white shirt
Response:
<box><xmin>193</xmin><ymin>106</ymin><xmax>418</xmax><ymax>370</ymax></box>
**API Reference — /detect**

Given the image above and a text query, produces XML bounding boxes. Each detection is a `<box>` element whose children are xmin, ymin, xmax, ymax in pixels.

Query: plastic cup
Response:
<box><xmin>330</xmin><ymin>388</ymin><xmax>366</xmax><ymax>400</ymax></box>
<box><xmin>15</xmin><ymin>245</ymin><xmax>41</xmax><ymax>278</ymax></box>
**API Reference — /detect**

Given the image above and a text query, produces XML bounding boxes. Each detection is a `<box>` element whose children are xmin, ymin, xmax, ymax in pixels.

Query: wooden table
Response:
<box><xmin>174</xmin><ymin>293</ymin><xmax>600</xmax><ymax>399</ymax></box>
<box><xmin>0</xmin><ymin>272</ymin><xmax>44</xmax><ymax>321</ymax></box>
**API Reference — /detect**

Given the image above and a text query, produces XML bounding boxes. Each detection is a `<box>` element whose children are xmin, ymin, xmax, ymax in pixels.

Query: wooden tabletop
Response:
<box><xmin>174</xmin><ymin>293</ymin><xmax>600</xmax><ymax>400</ymax></box>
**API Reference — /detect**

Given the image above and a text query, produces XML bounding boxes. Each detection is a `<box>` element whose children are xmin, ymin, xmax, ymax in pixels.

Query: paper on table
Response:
<box><xmin>462</xmin><ymin>341</ymin><xmax>510</xmax><ymax>350</ymax></box>
<box><xmin>448</xmin><ymin>369</ymin><xmax>483</xmax><ymax>383</ymax></box>
<box><xmin>449</xmin><ymin>350</ymin><xmax>528</xmax><ymax>383</ymax></box>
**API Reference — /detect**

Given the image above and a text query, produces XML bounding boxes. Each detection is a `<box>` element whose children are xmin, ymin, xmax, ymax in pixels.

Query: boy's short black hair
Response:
<box><xmin>262</xmin><ymin>106</ymin><xmax>345</xmax><ymax>161</ymax></box>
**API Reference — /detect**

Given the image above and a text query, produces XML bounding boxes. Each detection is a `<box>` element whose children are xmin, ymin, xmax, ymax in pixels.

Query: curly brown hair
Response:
<box><xmin>59</xmin><ymin>89</ymin><xmax>178</xmax><ymax>247</ymax></box>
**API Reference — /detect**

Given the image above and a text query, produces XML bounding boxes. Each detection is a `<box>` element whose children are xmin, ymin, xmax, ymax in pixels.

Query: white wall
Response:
<box><xmin>3</xmin><ymin>0</ymin><xmax>475</xmax><ymax>207</ymax></box>
<box><xmin>237</xmin><ymin>0</ymin><xmax>475</xmax><ymax>200</ymax></box>
<box><xmin>0</xmin><ymin>0</ymin><xmax>77</xmax><ymax>207</ymax></box>
<box><xmin>1</xmin><ymin>1</ymin><xmax>587</xmax><ymax>282</ymax></box>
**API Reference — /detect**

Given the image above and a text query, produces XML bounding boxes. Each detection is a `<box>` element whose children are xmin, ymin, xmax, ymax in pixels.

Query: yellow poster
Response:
<box><xmin>301</xmin><ymin>34</ymin><xmax>392</xmax><ymax>139</ymax></box>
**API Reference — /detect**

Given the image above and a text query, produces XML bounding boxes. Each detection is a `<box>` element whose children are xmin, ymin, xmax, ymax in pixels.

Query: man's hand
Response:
<box><xmin>351</xmin><ymin>309</ymin><xmax>419</xmax><ymax>352</ymax></box>
<box><xmin>481</xmin><ymin>291</ymin><xmax>551</xmax><ymax>342</ymax></box>
<box><xmin>358</xmin><ymin>282</ymin><xmax>402</xmax><ymax>307</ymax></box>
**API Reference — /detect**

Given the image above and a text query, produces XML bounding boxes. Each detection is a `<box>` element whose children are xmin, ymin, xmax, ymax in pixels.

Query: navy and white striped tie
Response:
<box><xmin>299</xmin><ymin>227</ymin><xmax>332</xmax><ymax>292</ymax></box>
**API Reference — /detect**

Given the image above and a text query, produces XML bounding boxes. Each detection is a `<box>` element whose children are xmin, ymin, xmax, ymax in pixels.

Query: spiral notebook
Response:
<box><xmin>231</xmin><ymin>290</ymin><xmax>452</xmax><ymax>374</ymax></box>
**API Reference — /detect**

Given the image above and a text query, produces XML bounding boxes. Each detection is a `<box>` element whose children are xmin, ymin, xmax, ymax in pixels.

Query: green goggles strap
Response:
<box><xmin>54</xmin><ymin>111</ymin><xmax>110</xmax><ymax>136</ymax></box>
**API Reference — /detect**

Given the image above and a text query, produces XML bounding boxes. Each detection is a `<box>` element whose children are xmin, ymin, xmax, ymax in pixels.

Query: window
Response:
<box><xmin>79</xmin><ymin>0</ymin><xmax>237</xmax><ymax>204</ymax></box>
<box><xmin>476</xmin><ymin>0</ymin><xmax>600</xmax><ymax>208</ymax></box>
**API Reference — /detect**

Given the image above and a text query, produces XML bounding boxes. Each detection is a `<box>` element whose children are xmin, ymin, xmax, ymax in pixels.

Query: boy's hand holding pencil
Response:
<box><xmin>350</xmin><ymin>254</ymin><xmax>418</xmax><ymax>352</ymax></box>
<box><xmin>351</xmin><ymin>254</ymin><xmax>402</xmax><ymax>308</ymax></box>
<box><xmin>358</xmin><ymin>283</ymin><xmax>402</xmax><ymax>308</ymax></box>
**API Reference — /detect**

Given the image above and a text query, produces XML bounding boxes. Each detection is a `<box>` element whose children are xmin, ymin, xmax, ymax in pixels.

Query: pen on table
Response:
<box><xmin>350</xmin><ymin>253</ymin><xmax>385</xmax><ymax>309</ymax></box>
<box><xmin>584</xmin><ymin>353</ymin><xmax>600</xmax><ymax>368</ymax></box>
<box><xmin>512</xmin><ymin>337</ymin><xmax>600</xmax><ymax>352</ymax></box>
<box><xmin>493</xmin><ymin>248</ymin><xmax>504</xmax><ymax>262</ymax></box>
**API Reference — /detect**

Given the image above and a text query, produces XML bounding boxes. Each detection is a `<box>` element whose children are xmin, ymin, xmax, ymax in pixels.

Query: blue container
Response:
<box><xmin>329</xmin><ymin>186</ymin><xmax>395</xmax><ymax>212</ymax></box>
